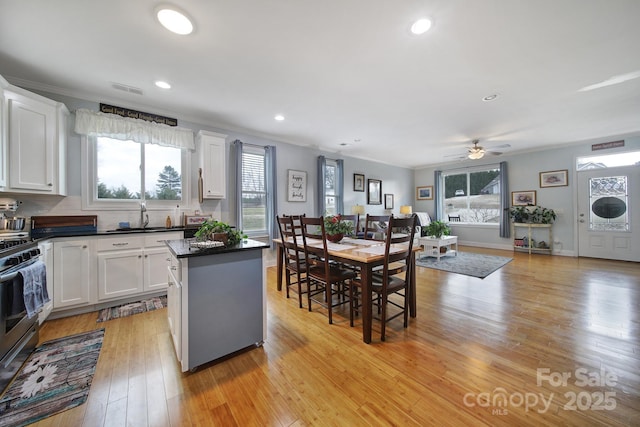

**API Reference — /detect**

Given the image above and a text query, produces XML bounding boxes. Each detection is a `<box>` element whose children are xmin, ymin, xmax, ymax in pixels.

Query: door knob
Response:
<box><xmin>579</xmin><ymin>219</ymin><xmax>585</xmax><ymax>223</ymax></box>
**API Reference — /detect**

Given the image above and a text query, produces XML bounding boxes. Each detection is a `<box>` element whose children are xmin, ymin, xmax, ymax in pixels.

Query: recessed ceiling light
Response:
<box><xmin>155</xmin><ymin>81</ymin><xmax>171</xmax><ymax>89</ymax></box>
<box><xmin>410</xmin><ymin>18</ymin><xmax>432</xmax><ymax>35</ymax></box>
<box><xmin>156</xmin><ymin>6</ymin><xmax>194</xmax><ymax>35</ymax></box>
<box><xmin>274</xmin><ymin>115</ymin><xmax>285</xmax><ymax>121</ymax></box>
<box><xmin>482</xmin><ymin>94</ymin><xmax>498</xmax><ymax>102</ymax></box>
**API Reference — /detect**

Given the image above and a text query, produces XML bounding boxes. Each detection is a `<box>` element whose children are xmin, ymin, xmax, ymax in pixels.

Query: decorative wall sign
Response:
<box><xmin>539</xmin><ymin>170</ymin><xmax>568</xmax><ymax>187</ymax></box>
<box><xmin>287</xmin><ymin>170</ymin><xmax>307</xmax><ymax>202</ymax></box>
<box><xmin>367</xmin><ymin>179</ymin><xmax>382</xmax><ymax>205</ymax></box>
<box><xmin>592</xmin><ymin>140</ymin><xmax>624</xmax><ymax>151</ymax></box>
<box><xmin>100</xmin><ymin>103</ymin><xmax>178</xmax><ymax>126</ymax></box>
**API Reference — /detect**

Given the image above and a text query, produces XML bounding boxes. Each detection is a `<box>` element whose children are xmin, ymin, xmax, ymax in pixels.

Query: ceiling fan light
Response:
<box><xmin>468</xmin><ymin>149</ymin><xmax>485</xmax><ymax>160</ymax></box>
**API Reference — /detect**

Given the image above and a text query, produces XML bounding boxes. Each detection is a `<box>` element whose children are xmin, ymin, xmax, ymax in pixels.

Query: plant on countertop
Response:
<box><xmin>424</xmin><ymin>220</ymin><xmax>451</xmax><ymax>238</ymax></box>
<box><xmin>194</xmin><ymin>219</ymin><xmax>247</xmax><ymax>246</ymax></box>
<box><xmin>323</xmin><ymin>214</ymin><xmax>355</xmax><ymax>236</ymax></box>
<box><xmin>509</xmin><ymin>206</ymin><xmax>556</xmax><ymax>224</ymax></box>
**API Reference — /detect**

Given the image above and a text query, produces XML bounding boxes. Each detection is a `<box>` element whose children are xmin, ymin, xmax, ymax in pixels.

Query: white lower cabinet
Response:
<box><xmin>144</xmin><ymin>232</ymin><xmax>182</xmax><ymax>292</ymax></box>
<box><xmin>53</xmin><ymin>239</ymin><xmax>92</xmax><ymax>309</ymax></box>
<box><xmin>167</xmin><ymin>254</ymin><xmax>182</xmax><ymax>359</ymax></box>
<box><xmin>37</xmin><ymin>241</ymin><xmax>54</xmax><ymax>324</ymax></box>
<box><xmin>96</xmin><ymin>236</ymin><xmax>144</xmax><ymax>301</ymax></box>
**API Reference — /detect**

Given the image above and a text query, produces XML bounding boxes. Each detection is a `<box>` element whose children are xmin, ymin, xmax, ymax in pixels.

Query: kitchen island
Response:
<box><xmin>165</xmin><ymin>238</ymin><xmax>269</xmax><ymax>372</ymax></box>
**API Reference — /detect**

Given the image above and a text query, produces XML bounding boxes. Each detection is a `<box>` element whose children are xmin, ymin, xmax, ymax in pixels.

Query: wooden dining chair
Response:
<box><xmin>277</xmin><ymin>215</ymin><xmax>308</xmax><ymax>308</ymax></box>
<box><xmin>338</xmin><ymin>214</ymin><xmax>359</xmax><ymax>237</ymax></box>
<box><xmin>363</xmin><ymin>214</ymin><xmax>390</xmax><ymax>241</ymax></box>
<box><xmin>351</xmin><ymin>215</ymin><xmax>417</xmax><ymax>341</ymax></box>
<box><xmin>300</xmin><ymin>216</ymin><xmax>357</xmax><ymax>324</ymax></box>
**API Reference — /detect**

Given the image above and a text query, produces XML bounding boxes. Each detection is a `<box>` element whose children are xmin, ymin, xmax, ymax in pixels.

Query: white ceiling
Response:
<box><xmin>1</xmin><ymin>0</ymin><xmax>639</xmax><ymax>169</ymax></box>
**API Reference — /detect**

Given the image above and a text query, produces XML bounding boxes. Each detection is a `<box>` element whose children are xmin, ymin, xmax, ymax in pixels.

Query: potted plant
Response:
<box><xmin>531</xmin><ymin>206</ymin><xmax>557</xmax><ymax>224</ymax></box>
<box><xmin>424</xmin><ymin>220</ymin><xmax>451</xmax><ymax>239</ymax></box>
<box><xmin>323</xmin><ymin>214</ymin><xmax>354</xmax><ymax>243</ymax></box>
<box><xmin>194</xmin><ymin>219</ymin><xmax>246</xmax><ymax>246</ymax></box>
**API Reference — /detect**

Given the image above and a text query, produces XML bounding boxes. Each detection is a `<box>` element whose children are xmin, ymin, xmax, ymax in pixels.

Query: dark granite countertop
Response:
<box><xmin>165</xmin><ymin>238</ymin><xmax>269</xmax><ymax>258</ymax></box>
<box><xmin>31</xmin><ymin>227</ymin><xmax>188</xmax><ymax>240</ymax></box>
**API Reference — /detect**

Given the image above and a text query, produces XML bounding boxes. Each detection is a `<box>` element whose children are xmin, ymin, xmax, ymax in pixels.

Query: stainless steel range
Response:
<box><xmin>0</xmin><ymin>199</ymin><xmax>44</xmax><ymax>394</ymax></box>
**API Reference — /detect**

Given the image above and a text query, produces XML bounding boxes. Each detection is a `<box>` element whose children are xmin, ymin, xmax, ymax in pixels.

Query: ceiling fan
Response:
<box><xmin>444</xmin><ymin>140</ymin><xmax>511</xmax><ymax>160</ymax></box>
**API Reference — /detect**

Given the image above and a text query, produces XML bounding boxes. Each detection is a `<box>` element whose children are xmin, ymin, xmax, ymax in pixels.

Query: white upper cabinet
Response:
<box><xmin>0</xmin><ymin>75</ymin><xmax>8</xmax><ymax>187</ymax></box>
<box><xmin>197</xmin><ymin>130</ymin><xmax>227</xmax><ymax>199</ymax></box>
<box><xmin>3</xmin><ymin>84</ymin><xmax>68</xmax><ymax>195</ymax></box>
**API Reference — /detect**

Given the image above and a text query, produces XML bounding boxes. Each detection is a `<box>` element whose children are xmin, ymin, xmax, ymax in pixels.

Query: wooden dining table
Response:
<box><xmin>273</xmin><ymin>236</ymin><xmax>418</xmax><ymax>344</ymax></box>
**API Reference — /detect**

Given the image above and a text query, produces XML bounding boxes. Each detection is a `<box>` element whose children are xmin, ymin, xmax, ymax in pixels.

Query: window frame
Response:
<box><xmin>240</xmin><ymin>145</ymin><xmax>268</xmax><ymax>237</ymax></box>
<box><xmin>81</xmin><ymin>135</ymin><xmax>190</xmax><ymax>211</ymax></box>
<box><xmin>440</xmin><ymin>165</ymin><xmax>501</xmax><ymax>225</ymax></box>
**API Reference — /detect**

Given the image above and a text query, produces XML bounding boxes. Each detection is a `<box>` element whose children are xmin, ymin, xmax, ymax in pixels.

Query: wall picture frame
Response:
<box><xmin>367</xmin><ymin>179</ymin><xmax>382</xmax><ymax>205</ymax></box>
<box><xmin>416</xmin><ymin>185</ymin><xmax>433</xmax><ymax>200</ymax></box>
<box><xmin>287</xmin><ymin>169</ymin><xmax>307</xmax><ymax>202</ymax></box>
<box><xmin>511</xmin><ymin>190</ymin><xmax>536</xmax><ymax>206</ymax></box>
<box><xmin>353</xmin><ymin>173</ymin><xmax>365</xmax><ymax>192</ymax></box>
<box><xmin>539</xmin><ymin>169</ymin><xmax>568</xmax><ymax>188</ymax></box>
<box><xmin>384</xmin><ymin>193</ymin><xmax>394</xmax><ymax>209</ymax></box>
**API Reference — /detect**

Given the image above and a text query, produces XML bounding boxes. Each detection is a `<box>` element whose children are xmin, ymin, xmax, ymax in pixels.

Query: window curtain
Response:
<box><xmin>434</xmin><ymin>170</ymin><xmax>442</xmax><ymax>220</ymax></box>
<box><xmin>336</xmin><ymin>159</ymin><xmax>344</xmax><ymax>215</ymax></box>
<box><xmin>74</xmin><ymin>108</ymin><xmax>195</xmax><ymax>150</ymax></box>
<box><xmin>317</xmin><ymin>156</ymin><xmax>326</xmax><ymax>216</ymax></box>
<box><xmin>233</xmin><ymin>140</ymin><xmax>244</xmax><ymax>231</ymax></box>
<box><xmin>499</xmin><ymin>161</ymin><xmax>510</xmax><ymax>238</ymax></box>
<box><xmin>265</xmin><ymin>145</ymin><xmax>278</xmax><ymax>247</ymax></box>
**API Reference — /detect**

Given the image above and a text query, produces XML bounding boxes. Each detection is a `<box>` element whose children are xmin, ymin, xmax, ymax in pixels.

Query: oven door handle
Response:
<box><xmin>0</xmin><ymin>258</ymin><xmax>40</xmax><ymax>282</ymax></box>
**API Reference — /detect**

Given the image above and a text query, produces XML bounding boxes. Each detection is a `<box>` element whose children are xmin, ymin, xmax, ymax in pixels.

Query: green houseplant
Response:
<box><xmin>194</xmin><ymin>219</ymin><xmax>246</xmax><ymax>246</ymax></box>
<box><xmin>323</xmin><ymin>214</ymin><xmax>355</xmax><ymax>242</ymax></box>
<box><xmin>424</xmin><ymin>220</ymin><xmax>451</xmax><ymax>239</ymax></box>
<box><xmin>509</xmin><ymin>206</ymin><xmax>556</xmax><ymax>224</ymax></box>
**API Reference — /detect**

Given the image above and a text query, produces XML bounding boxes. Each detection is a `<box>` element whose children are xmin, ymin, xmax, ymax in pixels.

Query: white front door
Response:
<box><xmin>577</xmin><ymin>165</ymin><xmax>640</xmax><ymax>261</ymax></box>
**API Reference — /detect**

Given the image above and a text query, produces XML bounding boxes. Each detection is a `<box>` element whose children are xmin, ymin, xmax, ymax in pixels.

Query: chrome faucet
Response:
<box><xmin>140</xmin><ymin>202</ymin><xmax>149</xmax><ymax>229</ymax></box>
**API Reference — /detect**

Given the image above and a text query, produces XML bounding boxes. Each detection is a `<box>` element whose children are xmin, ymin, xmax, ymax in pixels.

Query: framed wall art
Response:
<box><xmin>367</xmin><ymin>179</ymin><xmax>382</xmax><ymax>205</ymax></box>
<box><xmin>287</xmin><ymin>169</ymin><xmax>307</xmax><ymax>202</ymax></box>
<box><xmin>539</xmin><ymin>169</ymin><xmax>568</xmax><ymax>188</ymax></box>
<box><xmin>511</xmin><ymin>190</ymin><xmax>536</xmax><ymax>206</ymax></box>
<box><xmin>384</xmin><ymin>194</ymin><xmax>394</xmax><ymax>209</ymax></box>
<box><xmin>353</xmin><ymin>173</ymin><xmax>365</xmax><ymax>192</ymax></box>
<box><xmin>416</xmin><ymin>185</ymin><xmax>433</xmax><ymax>200</ymax></box>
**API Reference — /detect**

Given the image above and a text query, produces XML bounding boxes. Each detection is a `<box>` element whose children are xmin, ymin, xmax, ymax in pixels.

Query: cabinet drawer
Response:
<box><xmin>144</xmin><ymin>231</ymin><xmax>183</xmax><ymax>248</ymax></box>
<box><xmin>96</xmin><ymin>235</ymin><xmax>144</xmax><ymax>251</ymax></box>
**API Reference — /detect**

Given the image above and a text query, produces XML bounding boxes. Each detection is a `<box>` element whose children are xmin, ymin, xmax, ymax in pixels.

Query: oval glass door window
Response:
<box><xmin>592</xmin><ymin>196</ymin><xmax>626</xmax><ymax>219</ymax></box>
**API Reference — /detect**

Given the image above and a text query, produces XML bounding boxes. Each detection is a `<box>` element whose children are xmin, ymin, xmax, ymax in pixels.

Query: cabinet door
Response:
<box><xmin>198</xmin><ymin>131</ymin><xmax>227</xmax><ymax>199</ymax></box>
<box><xmin>53</xmin><ymin>240</ymin><xmax>91</xmax><ymax>308</ymax></box>
<box><xmin>7</xmin><ymin>94</ymin><xmax>56</xmax><ymax>192</ymax></box>
<box><xmin>167</xmin><ymin>261</ymin><xmax>182</xmax><ymax>359</ymax></box>
<box><xmin>0</xmin><ymin>81</ymin><xmax>7</xmax><ymax>187</ymax></box>
<box><xmin>97</xmin><ymin>249</ymin><xmax>144</xmax><ymax>300</ymax></box>
<box><xmin>144</xmin><ymin>246</ymin><xmax>171</xmax><ymax>291</ymax></box>
<box><xmin>37</xmin><ymin>241</ymin><xmax>54</xmax><ymax>324</ymax></box>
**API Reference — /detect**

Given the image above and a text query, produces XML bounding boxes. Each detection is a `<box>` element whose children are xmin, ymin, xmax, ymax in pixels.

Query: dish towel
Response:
<box><xmin>18</xmin><ymin>260</ymin><xmax>49</xmax><ymax>319</ymax></box>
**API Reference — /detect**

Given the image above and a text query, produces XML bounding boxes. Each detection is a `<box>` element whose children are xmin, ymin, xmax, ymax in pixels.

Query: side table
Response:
<box><xmin>418</xmin><ymin>235</ymin><xmax>458</xmax><ymax>261</ymax></box>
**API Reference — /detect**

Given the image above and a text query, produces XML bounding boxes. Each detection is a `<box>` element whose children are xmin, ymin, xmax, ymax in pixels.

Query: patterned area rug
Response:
<box><xmin>96</xmin><ymin>295</ymin><xmax>167</xmax><ymax>322</ymax></box>
<box><xmin>0</xmin><ymin>329</ymin><xmax>104</xmax><ymax>427</ymax></box>
<box><xmin>416</xmin><ymin>251</ymin><xmax>513</xmax><ymax>279</ymax></box>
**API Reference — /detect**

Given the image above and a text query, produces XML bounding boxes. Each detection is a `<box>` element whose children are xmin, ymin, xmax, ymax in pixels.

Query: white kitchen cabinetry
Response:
<box><xmin>96</xmin><ymin>232</ymin><xmax>183</xmax><ymax>301</ymax></box>
<box><xmin>144</xmin><ymin>232</ymin><xmax>182</xmax><ymax>292</ymax></box>
<box><xmin>0</xmin><ymin>75</ymin><xmax>8</xmax><ymax>187</ymax></box>
<box><xmin>96</xmin><ymin>235</ymin><xmax>144</xmax><ymax>301</ymax></box>
<box><xmin>4</xmin><ymin>85</ymin><xmax>68</xmax><ymax>195</ymax></box>
<box><xmin>37</xmin><ymin>241</ymin><xmax>54</xmax><ymax>324</ymax></box>
<box><xmin>167</xmin><ymin>253</ymin><xmax>182</xmax><ymax>359</ymax></box>
<box><xmin>53</xmin><ymin>239</ymin><xmax>92</xmax><ymax>309</ymax></box>
<box><xmin>197</xmin><ymin>130</ymin><xmax>227</xmax><ymax>199</ymax></box>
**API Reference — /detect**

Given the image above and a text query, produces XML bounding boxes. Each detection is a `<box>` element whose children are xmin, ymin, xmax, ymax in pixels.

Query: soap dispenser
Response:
<box><xmin>166</xmin><ymin>215</ymin><xmax>172</xmax><ymax>228</ymax></box>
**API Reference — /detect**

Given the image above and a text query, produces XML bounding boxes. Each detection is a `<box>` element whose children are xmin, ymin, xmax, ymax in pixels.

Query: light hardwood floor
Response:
<box><xmin>30</xmin><ymin>247</ymin><xmax>639</xmax><ymax>426</ymax></box>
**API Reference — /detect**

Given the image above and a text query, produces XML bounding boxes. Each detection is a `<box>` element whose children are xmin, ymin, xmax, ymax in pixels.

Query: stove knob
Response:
<box><xmin>7</xmin><ymin>256</ymin><xmax>22</xmax><ymax>266</ymax></box>
<box><xmin>29</xmin><ymin>249</ymin><xmax>41</xmax><ymax>257</ymax></box>
<box><xmin>23</xmin><ymin>252</ymin><xmax>31</xmax><ymax>261</ymax></box>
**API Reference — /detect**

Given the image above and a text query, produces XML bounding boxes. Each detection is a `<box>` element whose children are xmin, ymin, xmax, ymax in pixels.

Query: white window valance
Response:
<box><xmin>74</xmin><ymin>108</ymin><xmax>195</xmax><ymax>150</ymax></box>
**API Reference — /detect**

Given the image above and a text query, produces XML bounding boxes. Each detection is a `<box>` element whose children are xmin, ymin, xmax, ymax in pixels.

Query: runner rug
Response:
<box><xmin>0</xmin><ymin>329</ymin><xmax>104</xmax><ymax>427</ymax></box>
<box><xmin>416</xmin><ymin>251</ymin><xmax>513</xmax><ymax>279</ymax></box>
<box><xmin>96</xmin><ymin>295</ymin><xmax>167</xmax><ymax>322</ymax></box>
